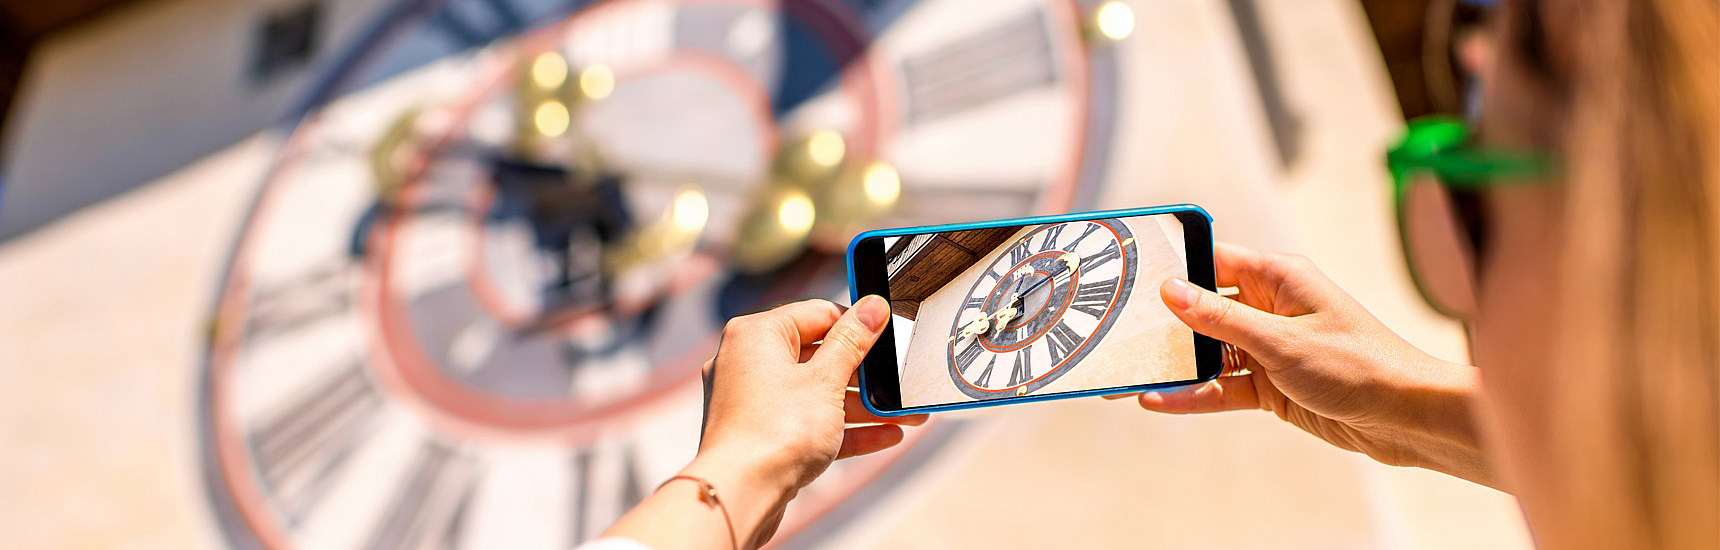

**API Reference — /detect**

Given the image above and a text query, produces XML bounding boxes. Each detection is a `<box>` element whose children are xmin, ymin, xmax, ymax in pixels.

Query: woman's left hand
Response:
<box><xmin>695</xmin><ymin>296</ymin><xmax>927</xmax><ymax>491</ymax></box>
<box><xmin>605</xmin><ymin>296</ymin><xmax>927</xmax><ymax>549</ymax></box>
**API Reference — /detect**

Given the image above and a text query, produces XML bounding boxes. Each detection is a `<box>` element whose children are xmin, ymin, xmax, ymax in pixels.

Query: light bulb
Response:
<box><xmin>777</xmin><ymin>190</ymin><xmax>815</xmax><ymax>234</ymax></box>
<box><xmin>1096</xmin><ymin>2</ymin><xmax>1135</xmax><ymax>41</ymax></box>
<box><xmin>806</xmin><ymin>130</ymin><xmax>846</xmax><ymax>167</ymax></box>
<box><xmin>534</xmin><ymin>101</ymin><xmax>569</xmax><ymax>137</ymax></box>
<box><xmin>862</xmin><ymin>161</ymin><xmax>901</xmax><ymax>206</ymax></box>
<box><xmin>671</xmin><ymin>187</ymin><xmax>709</xmax><ymax>232</ymax></box>
<box><xmin>531</xmin><ymin>52</ymin><xmax>568</xmax><ymax>89</ymax></box>
<box><xmin>579</xmin><ymin>64</ymin><xmax>615</xmax><ymax>100</ymax></box>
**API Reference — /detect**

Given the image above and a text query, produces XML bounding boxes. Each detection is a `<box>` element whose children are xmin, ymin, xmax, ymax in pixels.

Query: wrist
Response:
<box><xmin>605</xmin><ymin>449</ymin><xmax>791</xmax><ymax>550</ymax></box>
<box><xmin>1386</xmin><ymin>355</ymin><xmax>1493</xmax><ymax>484</ymax></box>
<box><xmin>678</xmin><ymin>448</ymin><xmax>799</xmax><ymax>546</ymax></box>
<box><xmin>1403</xmin><ymin>357</ymin><xmax>1482</xmax><ymax>444</ymax></box>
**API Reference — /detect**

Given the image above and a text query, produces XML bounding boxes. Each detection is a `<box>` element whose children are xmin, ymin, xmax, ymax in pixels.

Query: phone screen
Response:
<box><xmin>865</xmin><ymin>211</ymin><xmax>1211</xmax><ymax>409</ymax></box>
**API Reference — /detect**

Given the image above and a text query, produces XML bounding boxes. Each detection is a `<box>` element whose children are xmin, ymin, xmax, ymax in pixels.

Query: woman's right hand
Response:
<box><xmin>1143</xmin><ymin>243</ymin><xmax>1493</xmax><ymax>487</ymax></box>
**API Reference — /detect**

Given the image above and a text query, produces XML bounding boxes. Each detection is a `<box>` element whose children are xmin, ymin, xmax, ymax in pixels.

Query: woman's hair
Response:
<box><xmin>1510</xmin><ymin>0</ymin><xmax>1720</xmax><ymax>546</ymax></box>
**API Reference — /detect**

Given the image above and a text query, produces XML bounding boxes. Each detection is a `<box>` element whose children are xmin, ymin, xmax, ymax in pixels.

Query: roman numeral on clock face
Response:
<box><xmin>1045</xmin><ymin>321</ymin><xmax>1082</xmax><ymax>365</ymax></box>
<box><xmin>1037</xmin><ymin>224</ymin><xmax>1065</xmax><ymax>253</ymax></box>
<box><xmin>1008</xmin><ymin>348</ymin><xmax>1033</xmax><ymax>387</ymax></box>
<box><xmin>955</xmin><ymin>339</ymin><xmax>985</xmax><ymax>374</ymax></box>
<box><xmin>1080</xmin><ymin>241</ymin><xmax>1122</xmax><ymax>276</ymax></box>
<box><xmin>248</xmin><ymin>361</ymin><xmax>381</xmax><ymax>525</ymax></box>
<box><xmin>965</xmin><ymin>296</ymin><xmax>988</xmax><ymax>310</ymax></box>
<box><xmin>1064</xmin><ymin>223</ymin><xmax>1101</xmax><ymax>252</ymax></box>
<box><xmin>571</xmin><ymin>444</ymin><xmax>647</xmax><ymax>543</ymax></box>
<box><xmin>900</xmin><ymin>8</ymin><xmax>1057</xmax><ymax>124</ymax></box>
<box><xmin>1069</xmin><ymin>277</ymin><xmax>1121</xmax><ymax>318</ymax></box>
<box><xmin>364</xmin><ymin>441</ymin><xmax>478</xmax><ymax>550</ymax></box>
<box><xmin>973</xmin><ymin>355</ymin><xmax>998</xmax><ymax>387</ymax></box>
<box><xmin>246</xmin><ymin>262</ymin><xmax>354</xmax><ymax>342</ymax></box>
<box><xmin>1008</xmin><ymin>243</ymin><xmax>1030</xmax><ymax>266</ymax></box>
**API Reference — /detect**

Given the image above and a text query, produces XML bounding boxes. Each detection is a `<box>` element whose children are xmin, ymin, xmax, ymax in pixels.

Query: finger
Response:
<box><xmin>799</xmin><ymin>344</ymin><xmax>819</xmax><ymax>363</ymax></box>
<box><xmin>768</xmin><ymin>299</ymin><xmax>848</xmax><ymax>347</ymax></box>
<box><xmin>1214</xmin><ymin>242</ymin><xmax>1304</xmax><ymax>292</ymax></box>
<box><xmin>720</xmin><ymin>299</ymin><xmax>844</xmax><ymax>363</ymax></box>
<box><xmin>1212</xmin><ymin>242</ymin><xmax>1269</xmax><ymax>289</ymax></box>
<box><xmin>1215</xmin><ymin>244</ymin><xmax>1347</xmax><ymax>314</ymax></box>
<box><xmin>837</xmin><ymin>424</ymin><xmax>906</xmax><ymax>460</ymax></box>
<box><xmin>844</xmin><ymin>391</ymin><xmax>927</xmax><ymax>425</ymax></box>
<box><xmin>1101</xmin><ymin>392</ymin><xmax>1140</xmax><ymax>400</ymax></box>
<box><xmin>1161</xmin><ymin>278</ymin><xmax>1284</xmax><ymax>352</ymax></box>
<box><xmin>1136</xmin><ymin>375</ymin><xmax>1261</xmax><ymax>414</ymax></box>
<box><xmin>807</xmin><ymin>295</ymin><xmax>890</xmax><ymax>385</ymax></box>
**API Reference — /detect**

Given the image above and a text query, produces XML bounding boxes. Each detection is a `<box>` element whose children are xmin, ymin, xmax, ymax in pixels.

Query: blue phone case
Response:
<box><xmin>846</xmin><ymin>204</ymin><xmax>1219</xmax><ymax>416</ymax></box>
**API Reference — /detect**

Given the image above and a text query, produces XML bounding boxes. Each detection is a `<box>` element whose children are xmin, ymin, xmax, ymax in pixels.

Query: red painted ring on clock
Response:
<box><xmin>978</xmin><ymin>252</ymin><xmax>1078</xmax><ymax>354</ymax></box>
<box><xmin>950</xmin><ymin>220</ymin><xmax>1131</xmax><ymax>394</ymax></box>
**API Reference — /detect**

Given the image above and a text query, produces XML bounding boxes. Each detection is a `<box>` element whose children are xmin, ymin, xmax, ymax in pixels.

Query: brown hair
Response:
<box><xmin>1510</xmin><ymin>0</ymin><xmax>1720</xmax><ymax>547</ymax></box>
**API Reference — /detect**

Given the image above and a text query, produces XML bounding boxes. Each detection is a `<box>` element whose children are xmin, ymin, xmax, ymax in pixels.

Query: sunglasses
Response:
<box><xmin>1386</xmin><ymin>116</ymin><xmax>1557</xmax><ymax>318</ymax></box>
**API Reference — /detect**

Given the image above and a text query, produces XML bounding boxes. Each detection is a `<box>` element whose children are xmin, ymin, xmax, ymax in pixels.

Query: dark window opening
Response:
<box><xmin>251</xmin><ymin>2</ymin><xmax>321</xmax><ymax>85</ymax></box>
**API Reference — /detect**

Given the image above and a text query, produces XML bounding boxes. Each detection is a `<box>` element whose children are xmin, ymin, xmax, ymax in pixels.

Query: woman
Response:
<box><xmin>595</xmin><ymin>0</ymin><xmax>1720</xmax><ymax>547</ymax></box>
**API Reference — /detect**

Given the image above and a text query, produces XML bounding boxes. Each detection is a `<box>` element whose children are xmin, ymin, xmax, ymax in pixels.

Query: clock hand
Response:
<box><xmin>1004</xmin><ymin>264</ymin><xmax>1032</xmax><ymax>304</ymax></box>
<box><xmin>949</xmin><ymin>315</ymin><xmax>991</xmax><ymax>343</ymax></box>
<box><xmin>1011</xmin><ymin>252</ymin><xmax>1081</xmax><ymax>304</ymax></box>
<box><xmin>1015</xmin><ymin>271</ymin><xmax>1062</xmax><ymax>300</ymax></box>
<box><xmin>990</xmin><ymin>264</ymin><xmax>1035</xmax><ymax>328</ymax></box>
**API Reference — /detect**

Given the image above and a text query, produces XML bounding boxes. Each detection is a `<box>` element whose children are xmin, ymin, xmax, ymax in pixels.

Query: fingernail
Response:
<box><xmin>855</xmin><ymin>295</ymin><xmax>888</xmax><ymax>332</ymax></box>
<box><xmin>1163</xmin><ymin>278</ymin><xmax>1201</xmax><ymax>310</ymax></box>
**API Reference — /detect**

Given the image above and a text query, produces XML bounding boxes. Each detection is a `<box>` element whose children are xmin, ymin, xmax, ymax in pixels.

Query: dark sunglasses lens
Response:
<box><xmin>1402</xmin><ymin>174</ymin><xmax>1480</xmax><ymax>317</ymax></box>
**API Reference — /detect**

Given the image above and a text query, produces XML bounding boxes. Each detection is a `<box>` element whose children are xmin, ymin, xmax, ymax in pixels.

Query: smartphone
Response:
<box><xmin>846</xmin><ymin>205</ymin><xmax>1222</xmax><ymax>415</ymax></box>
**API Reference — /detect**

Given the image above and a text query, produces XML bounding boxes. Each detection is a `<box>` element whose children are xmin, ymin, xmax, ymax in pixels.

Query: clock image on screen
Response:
<box><xmin>947</xmin><ymin>219</ymin><xmax>1137</xmax><ymax>397</ymax></box>
<box><xmin>885</xmin><ymin>214</ymin><xmax>1197</xmax><ymax>408</ymax></box>
<box><xmin>196</xmin><ymin>0</ymin><xmax>1140</xmax><ymax>548</ymax></box>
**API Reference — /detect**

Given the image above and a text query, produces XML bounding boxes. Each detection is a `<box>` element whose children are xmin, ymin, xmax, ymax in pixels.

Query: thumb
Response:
<box><xmin>1161</xmin><ymin>278</ymin><xmax>1284</xmax><ymax>353</ymax></box>
<box><xmin>807</xmin><ymin>294</ymin><xmax>890</xmax><ymax>384</ymax></box>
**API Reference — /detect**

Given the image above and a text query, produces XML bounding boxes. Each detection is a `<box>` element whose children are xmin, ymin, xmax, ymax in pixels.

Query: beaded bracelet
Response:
<box><xmin>658</xmin><ymin>475</ymin><xmax>738</xmax><ymax>550</ymax></box>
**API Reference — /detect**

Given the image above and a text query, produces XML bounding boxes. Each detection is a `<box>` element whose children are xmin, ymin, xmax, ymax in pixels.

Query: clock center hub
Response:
<box><xmin>999</xmin><ymin>269</ymin><xmax>1054</xmax><ymax>330</ymax></box>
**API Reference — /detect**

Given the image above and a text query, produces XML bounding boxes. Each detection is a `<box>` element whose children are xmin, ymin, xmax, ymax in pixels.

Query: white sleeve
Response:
<box><xmin>573</xmin><ymin>537</ymin><xmax>656</xmax><ymax>550</ymax></box>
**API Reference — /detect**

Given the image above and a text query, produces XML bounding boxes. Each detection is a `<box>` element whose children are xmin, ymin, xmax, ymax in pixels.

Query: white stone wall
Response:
<box><xmin>0</xmin><ymin>0</ymin><xmax>387</xmax><ymax>240</ymax></box>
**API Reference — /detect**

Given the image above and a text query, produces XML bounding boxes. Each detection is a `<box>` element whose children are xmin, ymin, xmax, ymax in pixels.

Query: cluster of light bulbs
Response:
<box><xmin>527</xmin><ymin>51</ymin><xmax>617</xmax><ymax>139</ymax></box>
<box><xmin>515</xmin><ymin>0</ymin><xmax>1132</xmax><ymax>271</ymax></box>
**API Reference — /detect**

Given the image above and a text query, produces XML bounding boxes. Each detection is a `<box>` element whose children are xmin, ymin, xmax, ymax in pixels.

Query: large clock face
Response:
<box><xmin>200</xmin><ymin>0</ymin><xmax>1129</xmax><ymax>547</ymax></box>
<box><xmin>946</xmin><ymin>219</ymin><xmax>1137</xmax><ymax>399</ymax></box>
